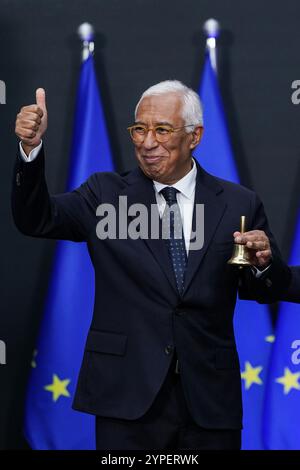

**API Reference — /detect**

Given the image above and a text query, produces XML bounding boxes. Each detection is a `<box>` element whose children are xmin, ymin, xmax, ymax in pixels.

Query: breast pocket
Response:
<box><xmin>86</xmin><ymin>329</ymin><xmax>127</xmax><ymax>356</ymax></box>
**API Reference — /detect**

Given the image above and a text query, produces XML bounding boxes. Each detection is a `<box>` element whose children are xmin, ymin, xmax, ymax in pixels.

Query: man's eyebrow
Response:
<box><xmin>155</xmin><ymin>121</ymin><xmax>172</xmax><ymax>126</ymax></box>
<box><xmin>134</xmin><ymin>120</ymin><xmax>173</xmax><ymax>126</ymax></box>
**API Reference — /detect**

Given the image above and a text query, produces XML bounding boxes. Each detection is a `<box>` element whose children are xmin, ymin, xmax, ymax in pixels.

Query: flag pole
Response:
<box><xmin>78</xmin><ymin>22</ymin><xmax>94</xmax><ymax>61</ymax></box>
<box><xmin>203</xmin><ymin>18</ymin><xmax>220</xmax><ymax>74</ymax></box>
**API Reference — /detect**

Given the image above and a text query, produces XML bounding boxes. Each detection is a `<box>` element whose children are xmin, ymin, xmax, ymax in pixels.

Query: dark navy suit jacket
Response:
<box><xmin>11</xmin><ymin>146</ymin><xmax>291</xmax><ymax>429</ymax></box>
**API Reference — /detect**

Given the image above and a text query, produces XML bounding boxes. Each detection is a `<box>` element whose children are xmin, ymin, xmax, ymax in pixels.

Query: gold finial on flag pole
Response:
<box><xmin>203</xmin><ymin>18</ymin><xmax>220</xmax><ymax>74</ymax></box>
<box><xmin>78</xmin><ymin>23</ymin><xmax>94</xmax><ymax>61</ymax></box>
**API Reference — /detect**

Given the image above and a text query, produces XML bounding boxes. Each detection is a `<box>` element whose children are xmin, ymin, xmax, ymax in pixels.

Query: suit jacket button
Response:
<box><xmin>174</xmin><ymin>305</ymin><xmax>185</xmax><ymax>315</ymax></box>
<box><xmin>175</xmin><ymin>308</ymin><xmax>185</xmax><ymax>316</ymax></box>
<box><xmin>16</xmin><ymin>172</ymin><xmax>21</xmax><ymax>186</ymax></box>
<box><xmin>265</xmin><ymin>278</ymin><xmax>272</xmax><ymax>288</ymax></box>
<box><xmin>165</xmin><ymin>345</ymin><xmax>173</xmax><ymax>355</ymax></box>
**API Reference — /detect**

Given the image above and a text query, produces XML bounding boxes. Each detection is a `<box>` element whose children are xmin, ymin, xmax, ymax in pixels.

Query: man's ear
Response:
<box><xmin>190</xmin><ymin>126</ymin><xmax>204</xmax><ymax>149</ymax></box>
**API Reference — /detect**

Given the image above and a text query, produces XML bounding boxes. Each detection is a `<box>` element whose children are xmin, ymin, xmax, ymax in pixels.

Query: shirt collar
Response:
<box><xmin>152</xmin><ymin>157</ymin><xmax>197</xmax><ymax>200</ymax></box>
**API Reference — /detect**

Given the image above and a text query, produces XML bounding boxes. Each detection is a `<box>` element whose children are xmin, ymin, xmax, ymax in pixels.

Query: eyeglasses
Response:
<box><xmin>127</xmin><ymin>123</ymin><xmax>195</xmax><ymax>143</ymax></box>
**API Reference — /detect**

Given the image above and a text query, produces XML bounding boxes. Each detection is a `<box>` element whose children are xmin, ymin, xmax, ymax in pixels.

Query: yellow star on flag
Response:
<box><xmin>44</xmin><ymin>374</ymin><xmax>71</xmax><ymax>402</ymax></box>
<box><xmin>265</xmin><ymin>335</ymin><xmax>275</xmax><ymax>343</ymax></box>
<box><xmin>241</xmin><ymin>361</ymin><xmax>263</xmax><ymax>390</ymax></box>
<box><xmin>276</xmin><ymin>368</ymin><xmax>300</xmax><ymax>395</ymax></box>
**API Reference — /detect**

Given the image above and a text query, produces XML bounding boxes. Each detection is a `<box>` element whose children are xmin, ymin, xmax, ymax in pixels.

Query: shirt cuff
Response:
<box><xmin>19</xmin><ymin>140</ymin><xmax>43</xmax><ymax>162</ymax></box>
<box><xmin>251</xmin><ymin>264</ymin><xmax>271</xmax><ymax>279</ymax></box>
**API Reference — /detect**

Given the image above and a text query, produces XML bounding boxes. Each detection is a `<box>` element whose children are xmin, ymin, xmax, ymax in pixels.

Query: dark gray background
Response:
<box><xmin>0</xmin><ymin>0</ymin><xmax>299</xmax><ymax>449</ymax></box>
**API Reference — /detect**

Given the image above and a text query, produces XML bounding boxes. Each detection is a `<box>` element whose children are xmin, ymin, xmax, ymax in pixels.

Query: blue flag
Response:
<box><xmin>24</xmin><ymin>55</ymin><xmax>114</xmax><ymax>449</ymax></box>
<box><xmin>263</xmin><ymin>210</ymin><xmax>300</xmax><ymax>449</ymax></box>
<box><xmin>194</xmin><ymin>53</ymin><xmax>273</xmax><ymax>449</ymax></box>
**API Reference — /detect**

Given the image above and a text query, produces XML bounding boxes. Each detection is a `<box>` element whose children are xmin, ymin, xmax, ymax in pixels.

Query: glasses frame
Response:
<box><xmin>127</xmin><ymin>123</ymin><xmax>195</xmax><ymax>143</ymax></box>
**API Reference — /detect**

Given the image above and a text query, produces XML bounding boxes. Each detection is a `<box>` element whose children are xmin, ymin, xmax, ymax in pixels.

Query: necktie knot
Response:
<box><xmin>160</xmin><ymin>186</ymin><xmax>179</xmax><ymax>206</ymax></box>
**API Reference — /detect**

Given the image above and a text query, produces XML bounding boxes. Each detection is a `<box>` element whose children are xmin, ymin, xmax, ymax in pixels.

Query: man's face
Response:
<box><xmin>133</xmin><ymin>93</ymin><xmax>202</xmax><ymax>184</ymax></box>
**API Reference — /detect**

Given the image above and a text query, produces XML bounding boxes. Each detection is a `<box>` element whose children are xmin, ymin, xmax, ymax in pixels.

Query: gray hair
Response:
<box><xmin>134</xmin><ymin>80</ymin><xmax>203</xmax><ymax>131</ymax></box>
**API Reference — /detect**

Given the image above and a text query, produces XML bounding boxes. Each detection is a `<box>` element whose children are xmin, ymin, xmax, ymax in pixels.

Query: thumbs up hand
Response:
<box><xmin>15</xmin><ymin>88</ymin><xmax>48</xmax><ymax>155</ymax></box>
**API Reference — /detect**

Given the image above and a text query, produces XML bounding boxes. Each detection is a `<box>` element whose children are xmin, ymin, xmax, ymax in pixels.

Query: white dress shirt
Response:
<box><xmin>153</xmin><ymin>159</ymin><xmax>196</xmax><ymax>254</ymax></box>
<box><xmin>19</xmin><ymin>140</ymin><xmax>43</xmax><ymax>162</ymax></box>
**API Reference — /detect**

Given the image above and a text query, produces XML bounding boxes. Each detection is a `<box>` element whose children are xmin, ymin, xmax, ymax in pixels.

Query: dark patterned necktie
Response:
<box><xmin>160</xmin><ymin>186</ymin><xmax>187</xmax><ymax>295</ymax></box>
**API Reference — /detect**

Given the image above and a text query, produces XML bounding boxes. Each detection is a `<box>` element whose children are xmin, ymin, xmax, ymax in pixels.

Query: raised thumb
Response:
<box><xmin>36</xmin><ymin>87</ymin><xmax>46</xmax><ymax>112</ymax></box>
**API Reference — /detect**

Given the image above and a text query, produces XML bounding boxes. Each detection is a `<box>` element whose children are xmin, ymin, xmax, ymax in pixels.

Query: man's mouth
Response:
<box><xmin>143</xmin><ymin>155</ymin><xmax>162</xmax><ymax>164</ymax></box>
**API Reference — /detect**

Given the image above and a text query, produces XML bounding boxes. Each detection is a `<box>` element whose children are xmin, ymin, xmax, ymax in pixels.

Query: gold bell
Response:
<box><xmin>227</xmin><ymin>216</ymin><xmax>251</xmax><ymax>266</ymax></box>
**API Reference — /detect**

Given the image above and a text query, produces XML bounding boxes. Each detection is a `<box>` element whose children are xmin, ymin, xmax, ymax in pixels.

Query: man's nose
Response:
<box><xmin>143</xmin><ymin>129</ymin><xmax>158</xmax><ymax>149</ymax></box>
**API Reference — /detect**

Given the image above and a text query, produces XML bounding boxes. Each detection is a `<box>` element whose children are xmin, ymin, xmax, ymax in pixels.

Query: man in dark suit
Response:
<box><xmin>12</xmin><ymin>81</ymin><xmax>290</xmax><ymax>450</ymax></box>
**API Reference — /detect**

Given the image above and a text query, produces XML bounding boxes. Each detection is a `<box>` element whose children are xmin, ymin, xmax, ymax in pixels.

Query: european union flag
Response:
<box><xmin>263</xmin><ymin>208</ymin><xmax>300</xmax><ymax>449</ymax></box>
<box><xmin>194</xmin><ymin>53</ymin><xmax>273</xmax><ymax>449</ymax></box>
<box><xmin>24</xmin><ymin>54</ymin><xmax>114</xmax><ymax>449</ymax></box>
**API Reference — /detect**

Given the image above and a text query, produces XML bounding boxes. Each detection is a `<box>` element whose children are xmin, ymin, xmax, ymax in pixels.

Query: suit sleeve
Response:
<box><xmin>11</xmin><ymin>144</ymin><xmax>100</xmax><ymax>242</ymax></box>
<box><xmin>238</xmin><ymin>192</ymin><xmax>291</xmax><ymax>303</ymax></box>
<box><xmin>279</xmin><ymin>266</ymin><xmax>300</xmax><ymax>303</ymax></box>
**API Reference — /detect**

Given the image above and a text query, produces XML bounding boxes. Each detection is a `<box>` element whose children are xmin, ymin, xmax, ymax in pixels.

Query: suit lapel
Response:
<box><xmin>182</xmin><ymin>162</ymin><xmax>227</xmax><ymax>295</ymax></box>
<box><xmin>120</xmin><ymin>162</ymin><xmax>227</xmax><ymax>297</ymax></box>
<box><xmin>120</xmin><ymin>167</ymin><xmax>178</xmax><ymax>294</ymax></box>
